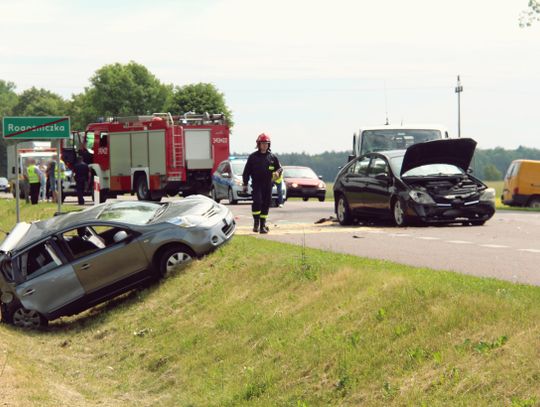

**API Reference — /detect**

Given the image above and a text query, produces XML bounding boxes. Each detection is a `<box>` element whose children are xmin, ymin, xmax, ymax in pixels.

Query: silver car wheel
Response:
<box><xmin>228</xmin><ymin>188</ymin><xmax>237</xmax><ymax>205</ymax></box>
<box><xmin>211</xmin><ymin>186</ymin><xmax>220</xmax><ymax>203</ymax></box>
<box><xmin>166</xmin><ymin>251</ymin><xmax>193</xmax><ymax>274</ymax></box>
<box><xmin>12</xmin><ymin>307</ymin><xmax>44</xmax><ymax>329</ymax></box>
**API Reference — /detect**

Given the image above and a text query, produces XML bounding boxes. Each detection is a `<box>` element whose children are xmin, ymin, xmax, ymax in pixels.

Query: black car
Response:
<box><xmin>333</xmin><ymin>138</ymin><xmax>496</xmax><ymax>226</ymax></box>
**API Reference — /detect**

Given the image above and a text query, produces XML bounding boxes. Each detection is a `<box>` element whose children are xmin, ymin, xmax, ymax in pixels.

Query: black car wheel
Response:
<box><xmin>392</xmin><ymin>198</ymin><xmax>409</xmax><ymax>227</ymax></box>
<box><xmin>302</xmin><ymin>197</ymin><xmax>309</xmax><ymax>202</ymax></box>
<box><xmin>159</xmin><ymin>245</ymin><xmax>195</xmax><ymax>278</ymax></box>
<box><xmin>336</xmin><ymin>195</ymin><xmax>353</xmax><ymax>225</ymax></box>
<box><xmin>228</xmin><ymin>188</ymin><xmax>238</xmax><ymax>205</ymax></box>
<box><xmin>4</xmin><ymin>301</ymin><xmax>48</xmax><ymax>329</ymax></box>
<box><xmin>318</xmin><ymin>195</ymin><xmax>325</xmax><ymax>202</ymax></box>
<box><xmin>211</xmin><ymin>186</ymin><xmax>221</xmax><ymax>203</ymax></box>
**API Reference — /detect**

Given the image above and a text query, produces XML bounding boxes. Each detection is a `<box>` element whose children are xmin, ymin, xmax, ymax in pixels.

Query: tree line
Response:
<box><xmin>0</xmin><ymin>62</ymin><xmax>232</xmax><ymax>177</ymax></box>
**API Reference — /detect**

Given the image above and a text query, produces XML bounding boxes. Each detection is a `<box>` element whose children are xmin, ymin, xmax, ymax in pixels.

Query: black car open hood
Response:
<box><xmin>400</xmin><ymin>138</ymin><xmax>477</xmax><ymax>176</ymax></box>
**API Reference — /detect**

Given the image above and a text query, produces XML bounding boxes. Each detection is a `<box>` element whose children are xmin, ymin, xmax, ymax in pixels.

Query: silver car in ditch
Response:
<box><xmin>0</xmin><ymin>195</ymin><xmax>236</xmax><ymax>328</ymax></box>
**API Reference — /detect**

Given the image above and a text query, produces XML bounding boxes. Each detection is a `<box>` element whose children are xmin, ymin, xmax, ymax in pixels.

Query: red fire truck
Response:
<box><xmin>63</xmin><ymin>113</ymin><xmax>229</xmax><ymax>201</ymax></box>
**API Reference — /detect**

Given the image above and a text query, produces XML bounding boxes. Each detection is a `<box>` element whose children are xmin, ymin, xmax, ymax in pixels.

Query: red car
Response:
<box><xmin>282</xmin><ymin>166</ymin><xmax>326</xmax><ymax>202</ymax></box>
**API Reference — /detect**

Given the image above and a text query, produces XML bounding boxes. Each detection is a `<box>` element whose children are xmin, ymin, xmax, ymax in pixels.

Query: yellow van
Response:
<box><xmin>502</xmin><ymin>159</ymin><xmax>540</xmax><ymax>207</ymax></box>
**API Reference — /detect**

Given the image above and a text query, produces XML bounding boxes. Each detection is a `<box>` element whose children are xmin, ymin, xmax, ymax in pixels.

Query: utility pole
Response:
<box><xmin>455</xmin><ymin>75</ymin><xmax>463</xmax><ymax>138</ymax></box>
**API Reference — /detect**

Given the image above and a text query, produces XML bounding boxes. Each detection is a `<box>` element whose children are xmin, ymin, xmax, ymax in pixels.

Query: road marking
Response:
<box><xmin>446</xmin><ymin>240</ymin><xmax>473</xmax><ymax>244</ymax></box>
<box><xmin>388</xmin><ymin>233</ymin><xmax>411</xmax><ymax>237</ymax></box>
<box><xmin>417</xmin><ymin>236</ymin><xmax>440</xmax><ymax>240</ymax></box>
<box><xmin>480</xmin><ymin>244</ymin><xmax>509</xmax><ymax>249</ymax></box>
<box><xmin>518</xmin><ymin>248</ymin><xmax>540</xmax><ymax>253</ymax></box>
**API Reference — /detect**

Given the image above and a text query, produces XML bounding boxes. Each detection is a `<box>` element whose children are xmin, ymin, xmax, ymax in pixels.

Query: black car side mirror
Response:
<box><xmin>318</xmin><ymin>175</ymin><xmax>323</xmax><ymax>180</ymax></box>
<box><xmin>347</xmin><ymin>154</ymin><xmax>356</xmax><ymax>162</ymax></box>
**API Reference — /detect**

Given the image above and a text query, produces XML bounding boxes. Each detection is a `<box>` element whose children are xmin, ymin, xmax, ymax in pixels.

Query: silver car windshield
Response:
<box><xmin>231</xmin><ymin>161</ymin><xmax>246</xmax><ymax>175</ymax></box>
<box><xmin>98</xmin><ymin>201</ymin><xmax>162</xmax><ymax>225</ymax></box>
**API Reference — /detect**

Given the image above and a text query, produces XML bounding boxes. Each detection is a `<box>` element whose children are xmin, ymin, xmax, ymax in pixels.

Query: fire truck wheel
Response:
<box><xmin>135</xmin><ymin>175</ymin><xmax>150</xmax><ymax>201</ymax></box>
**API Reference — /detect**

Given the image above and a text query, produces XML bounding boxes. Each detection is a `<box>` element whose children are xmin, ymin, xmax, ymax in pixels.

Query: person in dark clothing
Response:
<box><xmin>242</xmin><ymin>133</ymin><xmax>283</xmax><ymax>234</ymax></box>
<box><xmin>73</xmin><ymin>156</ymin><xmax>90</xmax><ymax>205</ymax></box>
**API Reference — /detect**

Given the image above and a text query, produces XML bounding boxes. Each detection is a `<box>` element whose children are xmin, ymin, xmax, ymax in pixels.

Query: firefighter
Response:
<box><xmin>242</xmin><ymin>133</ymin><xmax>283</xmax><ymax>233</ymax></box>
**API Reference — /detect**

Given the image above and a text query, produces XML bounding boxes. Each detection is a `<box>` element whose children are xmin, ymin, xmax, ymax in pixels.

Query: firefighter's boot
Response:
<box><xmin>253</xmin><ymin>218</ymin><xmax>260</xmax><ymax>233</ymax></box>
<box><xmin>259</xmin><ymin>218</ymin><xmax>269</xmax><ymax>234</ymax></box>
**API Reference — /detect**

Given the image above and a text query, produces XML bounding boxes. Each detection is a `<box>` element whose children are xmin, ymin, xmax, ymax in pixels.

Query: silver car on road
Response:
<box><xmin>0</xmin><ymin>195</ymin><xmax>235</xmax><ymax>328</ymax></box>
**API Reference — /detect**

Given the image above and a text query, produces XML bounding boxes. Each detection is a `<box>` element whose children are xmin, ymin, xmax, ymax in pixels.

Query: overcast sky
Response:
<box><xmin>1</xmin><ymin>0</ymin><xmax>539</xmax><ymax>154</ymax></box>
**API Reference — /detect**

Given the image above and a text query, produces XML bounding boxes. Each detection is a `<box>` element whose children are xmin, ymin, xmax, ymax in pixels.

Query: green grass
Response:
<box><xmin>1</xmin><ymin>199</ymin><xmax>540</xmax><ymax>406</ymax></box>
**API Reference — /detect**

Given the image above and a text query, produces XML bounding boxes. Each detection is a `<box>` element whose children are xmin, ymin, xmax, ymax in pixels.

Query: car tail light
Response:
<box><xmin>513</xmin><ymin>187</ymin><xmax>519</xmax><ymax>195</ymax></box>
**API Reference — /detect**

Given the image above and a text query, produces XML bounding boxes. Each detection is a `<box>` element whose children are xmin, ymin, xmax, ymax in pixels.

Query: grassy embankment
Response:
<box><xmin>1</xmin><ymin>200</ymin><xmax>540</xmax><ymax>406</ymax></box>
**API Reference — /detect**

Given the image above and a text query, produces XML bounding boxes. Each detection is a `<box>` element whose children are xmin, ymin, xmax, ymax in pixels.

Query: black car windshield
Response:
<box><xmin>284</xmin><ymin>168</ymin><xmax>317</xmax><ymax>178</ymax></box>
<box><xmin>361</xmin><ymin>129</ymin><xmax>442</xmax><ymax>154</ymax></box>
<box><xmin>98</xmin><ymin>201</ymin><xmax>162</xmax><ymax>225</ymax></box>
<box><xmin>231</xmin><ymin>161</ymin><xmax>246</xmax><ymax>175</ymax></box>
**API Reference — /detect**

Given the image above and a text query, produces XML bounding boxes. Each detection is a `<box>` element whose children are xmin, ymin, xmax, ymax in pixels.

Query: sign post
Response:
<box><xmin>93</xmin><ymin>176</ymin><xmax>100</xmax><ymax>206</ymax></box>
<box><xmin>2</xmin><ymin>116</ymin><xmax>70</xmax><ymax>221</ymax></box>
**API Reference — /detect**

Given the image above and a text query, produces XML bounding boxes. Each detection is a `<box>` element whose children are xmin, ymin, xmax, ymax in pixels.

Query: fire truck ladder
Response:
<box><xmin>171</xmin><ymin>125</ymin><xmax>184</xmax><ymax>170</ymax></box>
<box><xmin>177</xmin><ymin>112</ymin><xmax>226</xmax><ymax>125</ymax></box>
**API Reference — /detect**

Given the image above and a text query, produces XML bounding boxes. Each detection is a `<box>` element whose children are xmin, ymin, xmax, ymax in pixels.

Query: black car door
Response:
<box><xmin>339</xmin><ymin>156</ymin><xmax>371</xmax><ymax>211</ymax></box>
<box><xmin>363</xmin><ymin>156</ymin><xmax>392</xmax><ymax>216</ymax></box>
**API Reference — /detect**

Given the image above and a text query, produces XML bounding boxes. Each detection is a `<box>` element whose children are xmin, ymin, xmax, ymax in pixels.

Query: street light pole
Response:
<box><xmin>455</xmin><ymin>75</ymin><xmax>463</xmax><ymax>138</ymax></box>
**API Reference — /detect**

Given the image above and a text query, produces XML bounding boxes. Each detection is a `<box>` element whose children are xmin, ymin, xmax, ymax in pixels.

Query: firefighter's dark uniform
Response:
<box><xmin>242</xmin><ymin>150</ymin><xmax>282</xmax><ymax>233</ymax></box>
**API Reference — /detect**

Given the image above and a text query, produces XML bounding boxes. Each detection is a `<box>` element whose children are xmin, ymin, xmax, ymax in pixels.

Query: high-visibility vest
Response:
<box><xmin>57</xmin><ymin>160</ymin><xmax>67</xmax><ymax>180</ymax></box>
<box><xmin>275</xmin><ymin>173</ymin><xmax>283</xmax><ymax>184</ymax></box>
<box><xmin>27</xmin><ymin>165</ymin><xmax>40</xmax><ymax>184</ymax></box>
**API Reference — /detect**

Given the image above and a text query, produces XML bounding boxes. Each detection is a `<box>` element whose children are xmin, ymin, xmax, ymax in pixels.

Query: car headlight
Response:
<box><xmin>292</xmin><ymin>183</ymin><xmax>298</xmax><ymax>188</ymax></box>
<box><xmin>409</xmin><ymin>190</ymin><xmax>435</xmax><ymax>204</ymax></box>
<box><xmin>166</xmin><ymin>216</ymin><xmax>197</xmax><ymax>228</ymax></box>
<box><xmin>233</xmin><ymin>178</ymin><xmax>243</xmax><ymax>186</ymax></box>
<box><xmin>318</xmin><ymin>182</ymin><xmax>325</xmax><ymax>188</ymax></box>
<box><xmin>480</xmin><ymin>187</ymin><xmax>496</xmax><ymax>202</ymax></box>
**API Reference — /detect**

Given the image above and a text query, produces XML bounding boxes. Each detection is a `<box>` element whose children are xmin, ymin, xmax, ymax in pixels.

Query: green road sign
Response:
<box><xmin>2</xmin><ymin>116</ymin><xmax>70</xmax><ymax>140</ymax></box>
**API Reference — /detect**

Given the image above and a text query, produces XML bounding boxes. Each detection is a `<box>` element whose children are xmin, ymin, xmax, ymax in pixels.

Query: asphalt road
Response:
<box><xmin>226</xmin><ymin>199</ymin><xmax>540</xmax><ymax>287</ymax></box>
<box><xmin>3</xmin><ymin>192</ymin><xmax>538</xmax><ymax>286</ymax></box>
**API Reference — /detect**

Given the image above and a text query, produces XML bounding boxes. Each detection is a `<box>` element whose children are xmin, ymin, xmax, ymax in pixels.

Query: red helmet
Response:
<box><xmin>256</xmin><ymin>133</ymin><xmax>271</xmax><ymax>143</ymax></box>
